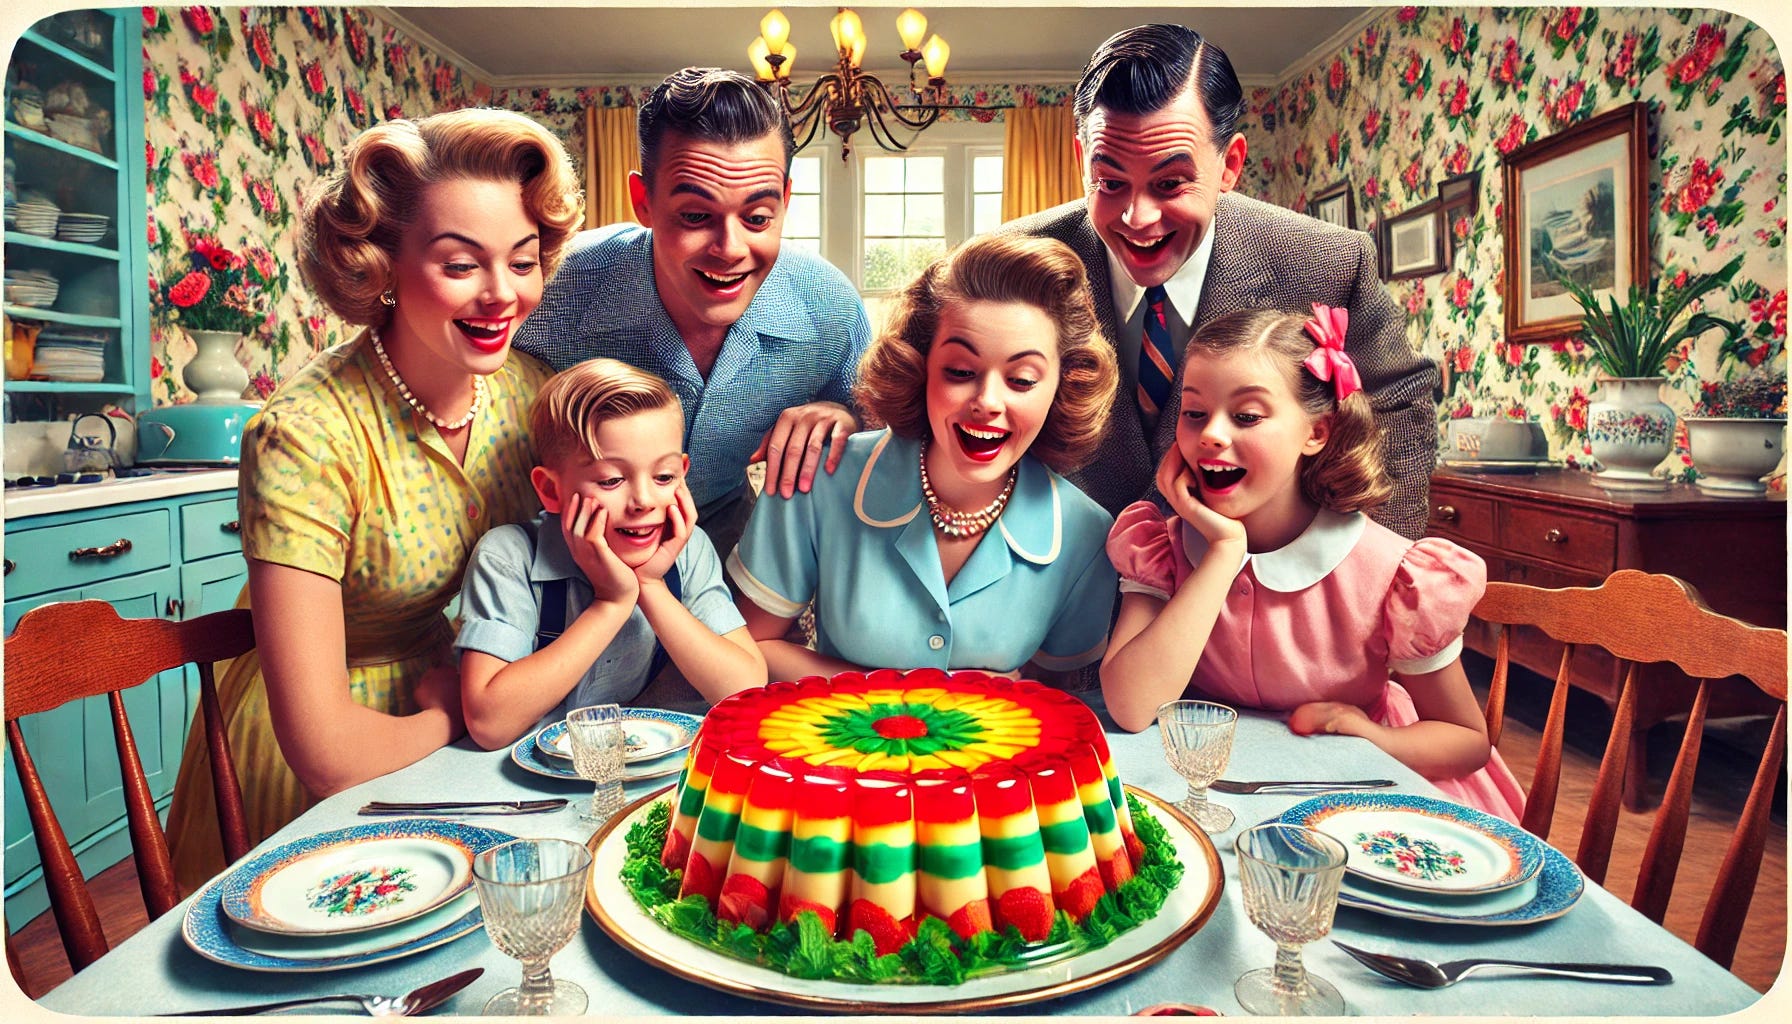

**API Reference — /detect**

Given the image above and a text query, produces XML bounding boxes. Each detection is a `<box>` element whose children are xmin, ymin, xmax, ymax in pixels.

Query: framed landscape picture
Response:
<box><xmin>1307</xmin><ymin>179</ymin><xmax>1356</xmax><ymax>229</ymax></box>
<box><xmin>1500</xmin><ymin>102</ymin><xmax>1648</xmax><ymax>346</ymax></box>
<box><xmin>1381</xmin><ymin>201</ymin><xmax>1447</xmax><ymax>280</ymax></box>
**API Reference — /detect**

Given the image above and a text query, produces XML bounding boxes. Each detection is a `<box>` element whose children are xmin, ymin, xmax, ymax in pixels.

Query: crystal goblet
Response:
<box><xmin>1233</xmin><ymin>823</ymin><xmax>1348</xmax><ymax>1016</ymax></box>
<box><xmin>472</xmin><ymin>837</ymin><xmax>592</xmax><ymax>1016</ymax></box>
<box><xmin>1156</xmin><ymin>699</ymin><xmax>1238</xmax><ymax>833</ymax></box>
<box><xmin>564</xmin><ymin>703</ymin><xmax>627</xmax><ymax>825</ymax></box>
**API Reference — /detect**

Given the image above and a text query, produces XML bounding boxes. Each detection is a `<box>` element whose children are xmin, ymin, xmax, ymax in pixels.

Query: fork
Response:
<box><xmin>1332</xmin><ymin>941</ymin><xmax>1673</xmax><ymax>989</ymax></box>
<box><xmin>164</xmin><ymin>967</ymin><xmax>482</xmax><ymax>1016</ymax></box>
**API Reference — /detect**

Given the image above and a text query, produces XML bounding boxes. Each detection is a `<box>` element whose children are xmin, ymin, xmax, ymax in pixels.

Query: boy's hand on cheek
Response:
<box><xmin>637</xmin><ymin>483</ymin><xmax>696</xmax><ymax>584</ymax></box>
<box><xmin>1156</xmin><ymin>449</ymin><xmax>1246</xmax><ymax>547</ymax></box>
<box><xmin>564</xmin><ymin>493</ymin><xmax>639</xmax><ymax>606</ymax></box>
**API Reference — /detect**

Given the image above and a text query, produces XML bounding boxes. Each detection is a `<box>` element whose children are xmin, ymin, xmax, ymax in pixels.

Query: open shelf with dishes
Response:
<box><xmin>4</xmin><ymin>9</ymin><xmax>147</xmax><ymax>434</ymax></box>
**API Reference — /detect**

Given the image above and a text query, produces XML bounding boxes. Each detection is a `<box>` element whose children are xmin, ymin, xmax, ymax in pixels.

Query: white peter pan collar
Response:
<box><xmin>1178</xmin><ymin>508</ymin><xmax>1367</xmax><ymax>592</ymax></box>
<box><xmin>852</xmin><ymin>429</ymin><xmax>1063</xmax><ymax>565</ymax></box>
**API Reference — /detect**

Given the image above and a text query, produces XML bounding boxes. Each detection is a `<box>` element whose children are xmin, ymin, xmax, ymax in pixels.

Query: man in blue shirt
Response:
<box><xmin>516</xmin><ymin>68</ymin><xmax>872</xmax><ymax>558</ymax></box>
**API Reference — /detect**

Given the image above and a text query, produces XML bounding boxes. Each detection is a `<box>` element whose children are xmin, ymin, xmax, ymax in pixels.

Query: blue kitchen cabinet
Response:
<box><xmin>3</xmin><ymin>481</ymin><xmax>242</xmax><ymax>931</ymax></box>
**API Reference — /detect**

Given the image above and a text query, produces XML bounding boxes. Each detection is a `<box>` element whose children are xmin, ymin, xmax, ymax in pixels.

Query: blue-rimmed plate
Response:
<box><xmin>221</xmin><ymin>827</ymin><xmax>475</xmax><ymax>935</ymax></box>
<box><xmin>1334</xmin><ymin>840</ymin><xmax>1583</xmax><ymax>926</ymax></box>
<box><xmin>1276</xmin><ymin>792</ymin><xmax>1545</xmax><ymax>895</ymax></box>
<box><xmin>231</xmin><ymin>891</ymin><xmax>478</xmax><ymax>961</ymax></box>
<box><xmin>513</xmin><ymin>724</ymin><xmax>691</xmax><ymax>783</ymax></box>
<box><xmin>183</xmin><ymin>821</ymin><xmax>514</xmax><ymax>972</ymax></box>
<box><xmin>535</xmin><ymin>709</ymin><xmax>702</xmax><ymax>764</ymax></box>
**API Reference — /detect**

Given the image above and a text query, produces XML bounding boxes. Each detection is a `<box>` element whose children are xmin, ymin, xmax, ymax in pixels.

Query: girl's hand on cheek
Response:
<box><xmin>1156</xmin><ymin>448</ymin><xmax>1246</xmax><ymax>547</ymax></box>
<box><xmin>564</xmin><ymin>493</ymin><xmax>639</xmax><ymax>605</ymax></box>
<box><xmin>636</xmin><ymin>482</ymin><xmax>696</xmax><ymax>583</ymax></box>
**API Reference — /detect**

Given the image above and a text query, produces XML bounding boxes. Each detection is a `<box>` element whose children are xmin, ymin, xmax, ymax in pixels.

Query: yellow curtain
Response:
<box><xmin>1001</xmin><ymin>105</ymin><xmax>1080</xmax><ymax>223</ymax></box>
<box><xmin>584</xmin><ymin>104</ymin><xmax>640</xmax><ymax>229</ymax></box>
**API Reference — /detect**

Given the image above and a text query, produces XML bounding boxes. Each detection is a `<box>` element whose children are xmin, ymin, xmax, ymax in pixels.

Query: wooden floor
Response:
<box><xmin>8</xmin><ymin>654</ymin><xmax>1786</xmax><ymax>999</ymax></box>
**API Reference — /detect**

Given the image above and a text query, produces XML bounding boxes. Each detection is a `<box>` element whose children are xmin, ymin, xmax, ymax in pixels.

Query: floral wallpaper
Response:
<box><xmin>1240</xmin><ymin>6</ymin><xmax>1786</xmax><ymax>479</ymax></box>
<box><xmin>141</xmin><ymin>6</ymin><xmax>488</xmax><ymax>403</ymax></box>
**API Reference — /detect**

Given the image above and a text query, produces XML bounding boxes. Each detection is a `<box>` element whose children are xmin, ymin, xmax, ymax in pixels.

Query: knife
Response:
<box><xmin>1209</xmin><ymin>779</ymin><xmax>1396</xmax><ymax>795</ymax></box>
<box><xmin>357</xmin><ymin>798</ymin><xmax>569</xmax><ymax>815</ymax></box>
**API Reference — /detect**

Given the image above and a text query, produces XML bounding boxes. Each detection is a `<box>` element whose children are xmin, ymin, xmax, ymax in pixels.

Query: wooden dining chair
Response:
<box><xmin>1474</xmin><ymin>569</ymin><xmax>1786</xmax><ymax>969</ymax></box>
<box><xmin>3</xmin><ymin>600</ymin><xmax>255</xmax><ymax>975</ymax></box>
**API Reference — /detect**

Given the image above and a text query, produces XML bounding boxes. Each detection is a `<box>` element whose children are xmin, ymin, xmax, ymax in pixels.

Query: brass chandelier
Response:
<box><xmin>748</xmin><ymin>7</ymin><xmax>973</xmax><ymax>160</ymax></box>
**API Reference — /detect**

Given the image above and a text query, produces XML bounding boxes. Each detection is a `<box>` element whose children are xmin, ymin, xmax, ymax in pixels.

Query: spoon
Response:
<box><xmin>163</xmin><ymin>967</ymin><xmax>483</xmax><ymax>1016</ymax></box>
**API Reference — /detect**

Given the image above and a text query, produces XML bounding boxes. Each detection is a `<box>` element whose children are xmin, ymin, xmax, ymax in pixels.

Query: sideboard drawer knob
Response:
<box><xmin>70</xmin><ymin>538</ymin><xmax>133</xmax><ymax>560</ymax></box>
<box><xmin>1544</xmin><ymin>528</ymin><xmax>1567</xmax><ymax>544</ymax></box>
<box><xmin>1434</xmin><ymin>504</ymin><xmax>1458</xmax><ymax>523</ymax></box>
<box><xmin>166</xmin><ymin>597</ymin><xmax>183</xmax><ymax>618</ymax></box>
<box><xmin>222</xmin><ymin>520</ymin><xmax>241</xmax><ymax>534</ymax></box>
<box><xmin>3</xmin><ymin>558</ymin><xmax>13</xmax><ymax>576</ymax></box>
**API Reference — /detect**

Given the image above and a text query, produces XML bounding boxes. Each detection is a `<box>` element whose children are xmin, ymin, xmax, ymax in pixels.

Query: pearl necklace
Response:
<box><xmin>918</xmin><ymin>438</ymin><xmax>1018</xmax><ymax>539</ymax></box>
<box><xmin>370</xmin><ymin>330</ymin><xmax>485</xmax><ymax>431</ymax></box>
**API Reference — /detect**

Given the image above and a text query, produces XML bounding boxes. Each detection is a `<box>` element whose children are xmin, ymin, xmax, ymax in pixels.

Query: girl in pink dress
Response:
<box><xmin>1101</xmin><ymin>304</ymin><xmax>1524</xmax><ymax>823</ymax></box>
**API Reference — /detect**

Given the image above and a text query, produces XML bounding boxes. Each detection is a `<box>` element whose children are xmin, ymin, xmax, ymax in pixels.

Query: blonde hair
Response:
<box><xmin>530</xmin><ymin>358</ymin><xmax>681</xmax><ymax>468</ymax></box>
<box><xmin>298</xmin><ymin>108</ymin><xmax>584</xmax><ymax>325</ymax></box>
<box><xmin>855</xmin><ymin>234</ymin><xmax>1118</xmax><ymax>474</ymax></box>
<box><xmin>1185</xmin><ymin>307</ymin><xmax>1393</xmax><ymax>514</ymax></box>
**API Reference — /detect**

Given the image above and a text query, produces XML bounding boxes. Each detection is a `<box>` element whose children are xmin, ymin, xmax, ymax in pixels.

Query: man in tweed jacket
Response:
<box><xmin>516</xmin><ymin>69</ymin><xmax>870</xmax><ymax>558</ymax></box>
<box><xmin>1004</xmin><ymin>25</ymin><xmax>1437</xmax><ymax>538</ymax></box>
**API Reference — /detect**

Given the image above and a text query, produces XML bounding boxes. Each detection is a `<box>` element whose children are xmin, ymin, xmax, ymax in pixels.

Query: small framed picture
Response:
<box><xmin>1306</xmin><ymin>180</ymin><xmax>1356</xmax><ymax>230</ymax></box>
<box><xmin>1437</xmin><ymin>169</ymin><xmax>1480</xmax><ymax>214</ymax></box>
<box><xmin>1381</xmin><ymin>201</ymin><xmax>1447</xmax><ymax>280</ymax></box>
<box><xmin>1500</xmin><ymin>102</ymin><xmax>1648</xmax><ymax>346</ymax></box>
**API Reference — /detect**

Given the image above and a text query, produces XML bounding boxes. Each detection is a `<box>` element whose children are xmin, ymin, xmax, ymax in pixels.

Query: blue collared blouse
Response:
<box><xmin>727</xmin><ymin>429</ymin><xmax>1118</xmax><ymax>673</ymax></box>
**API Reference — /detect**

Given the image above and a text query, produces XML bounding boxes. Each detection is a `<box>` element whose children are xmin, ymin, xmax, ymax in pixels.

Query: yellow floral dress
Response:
<box><xmin>166</xmin><ymin>331</ymin><xmax>550</xmax><ymax>894</ymax></box>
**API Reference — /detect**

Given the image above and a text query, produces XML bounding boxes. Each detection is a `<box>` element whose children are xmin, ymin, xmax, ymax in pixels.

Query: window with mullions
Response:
<box><xmin>783</xmin><ymin>155</ymin><xmax>823</xmax><ymax>254</ymax></box>
<box><xmin>861</xmin><ymin>154</ymin><xmax>947</xmax><ymax>292</ymax></box>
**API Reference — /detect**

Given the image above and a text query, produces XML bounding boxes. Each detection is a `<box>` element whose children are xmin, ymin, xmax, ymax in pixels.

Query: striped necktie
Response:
<box><xmin>1137</xmin><ymin>284</ymin><xmax>1176</xmax><ymax>420</ymax></box>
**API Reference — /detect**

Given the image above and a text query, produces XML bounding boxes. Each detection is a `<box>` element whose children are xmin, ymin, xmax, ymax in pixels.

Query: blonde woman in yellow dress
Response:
<box><xmin>166</xmin><ymin>108</ymin><xmax>583</xmax><ymax>893</ymax></box>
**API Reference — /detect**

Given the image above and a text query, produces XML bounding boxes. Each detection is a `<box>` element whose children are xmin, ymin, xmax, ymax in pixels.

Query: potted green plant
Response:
<box><xmin>1553</xmin><ymin>254</ymin><xmax>1744</xmax><ymax>489</ymax></box>
<box><xmin>1684</xmin><ymin>370</ymin><xmax>1786</xmax><ymax>496</ymax></box>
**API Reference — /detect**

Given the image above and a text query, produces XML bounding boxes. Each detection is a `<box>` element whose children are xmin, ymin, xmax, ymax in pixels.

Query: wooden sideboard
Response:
<box><xmin>1426</xmin><ymin>468</ymin><xmax>1786</xmax><ymax>807</ymax></box>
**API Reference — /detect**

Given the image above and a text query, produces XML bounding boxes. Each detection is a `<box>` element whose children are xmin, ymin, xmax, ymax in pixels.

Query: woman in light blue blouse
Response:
<box><xmin>726</xmin><ymin>234</ymin><xmax>1119</xmax><ymax>679</ymax></box>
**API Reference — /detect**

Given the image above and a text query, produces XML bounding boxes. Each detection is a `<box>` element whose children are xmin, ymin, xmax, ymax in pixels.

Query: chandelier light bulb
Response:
<box><xmin>922</xmin><ymin>34</ymin><xmax>950</xmax><ymax>79</ymax></box>
<box><xmin>896</xmin><ymin>8</ymin><xmax>928</xmax><ymax>52</ymax></box>
<box><xmin>830</xmin><ymin>8</ymin><xmax>865</xmax><ymax>63</ymax></box>
<box><xmin>748</xmin><ymin>37</ymin><xmax>776</xmax><ymax>81</ymax></box>
<box><xmin>777</xmin><ymin>41</ymin><xmax>796</xmax><ymax>79</ymax></box>
<box><xmin>759</xmin><ymin>9</ymin><xmax>791</xmax><ymax>55</ymax></box>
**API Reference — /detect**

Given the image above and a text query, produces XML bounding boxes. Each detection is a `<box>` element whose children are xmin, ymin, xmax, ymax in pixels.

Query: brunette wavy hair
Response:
<box><xmin>530</xmin><ymin>358</ymin><xmax>681</xmax><ymax>469</ymax></box>
<box><xmin>855</xmin><ymin>234</ymin><xmax>1117</xmax><ymax>475</ymax></box>
<box><xmin>1184</xmin><ymin>307</ymin><xmax>1393</xmax><ymax>513</ymax></box>
<box><xmin>298</xmin><ymin>108</ymin><xmax>584</xmax><ymax>326</ymax></box>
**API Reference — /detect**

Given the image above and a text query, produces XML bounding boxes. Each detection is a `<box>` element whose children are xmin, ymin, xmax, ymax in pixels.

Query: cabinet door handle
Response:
<box><xmin>3</xmin><ymin>558</ymin><xmax>14</xmax><ymax>576</ymax></box>
<box><xmin>1544</xmin><ymin>528</ymin><xmax>1567</xmax><ymax>544</ymax></box>
<box><xmin>1434</xmin><ymin>504</ymin><xmax>1458</xmax><ymax>523</ymax></box>
<box><xmin>166</xmin><ymin>597</ymin><xmax>183</xmax><ymax>618</ymax></box>
<box><xmin>222</xmin><ymin>520</ymin><xmax>241</xmax><ymax>534</ymax></box>
<box><xmin>69</xmin><ymin>538</ymin><xmax>133</xmax><ymax>560</ymax></box>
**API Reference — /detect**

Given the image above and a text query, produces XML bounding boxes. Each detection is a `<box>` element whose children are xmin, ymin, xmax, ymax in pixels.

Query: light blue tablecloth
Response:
<box><xmin>35</xmin><ymin>698</ymin><xmax>1765</xmax><ymax>1017</ymax></box>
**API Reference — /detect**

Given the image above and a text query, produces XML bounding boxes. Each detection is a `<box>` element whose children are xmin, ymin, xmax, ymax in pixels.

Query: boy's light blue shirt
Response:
<box><xmin>456</xmin><ymin>512</ymin><xmax>745</xmax><ymax>713</ymax></box>
<box><xmin>726</xmin><ymin>429</ymin><xmax>1118</xmax><ymax>673</ymax></box>
<box><xmin>513</xmin><ymin>223</ymin><xmax>871</xmax><ymax>510</ymax></box>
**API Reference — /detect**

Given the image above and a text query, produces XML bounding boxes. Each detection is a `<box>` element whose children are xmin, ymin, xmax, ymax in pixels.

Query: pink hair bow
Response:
<box><xmin>1302</xmin><ymin>303</ymin><xmax>1362</xmax><ymax>402</ymax></box>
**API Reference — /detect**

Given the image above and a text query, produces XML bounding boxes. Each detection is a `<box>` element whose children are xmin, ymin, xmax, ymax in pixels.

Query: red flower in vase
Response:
<box><xmin>169</xmin><ymin>271</ymin><xmax>211</xmax><ymax>307</ymax></box>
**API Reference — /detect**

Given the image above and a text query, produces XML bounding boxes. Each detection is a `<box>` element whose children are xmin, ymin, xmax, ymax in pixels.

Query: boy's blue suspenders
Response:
<box><xmin>534</xmin><ymin>561</ymin><xmax>683</xmax><ymax>683</ymax></box>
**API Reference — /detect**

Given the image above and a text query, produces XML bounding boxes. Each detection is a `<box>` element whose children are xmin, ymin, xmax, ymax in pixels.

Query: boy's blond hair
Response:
<box><xmin>530</xmin><ymin>358</ymin><xmax>681</xmax><ymax>467</ymax></box>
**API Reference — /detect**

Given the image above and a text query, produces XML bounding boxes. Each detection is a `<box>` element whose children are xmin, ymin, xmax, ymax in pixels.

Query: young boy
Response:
<box><xmin>455</xmin><ymin>358</ymin><xmax>766</xmax><ymax>749</ymax></box>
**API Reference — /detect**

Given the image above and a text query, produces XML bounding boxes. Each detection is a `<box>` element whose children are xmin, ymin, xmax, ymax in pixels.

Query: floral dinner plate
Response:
<box><xmin>513</xmin><ymin>724</ymin><xmax>690</xmax><ymax>783</ymax></box>
<box><xmin>533</xmin><ymin>708</ymin><xmax>701</xmax><ymax>764</ymax></box>
<box><xmin>1334</xmin><ymin>840</ymin><xmax>1584</xmax><ymax>926</ymax></box>
<box><xmin>221</xmin><ymin>824</ymin><xmax>479</xmax><ymax>935</ymax></box>
<box><xmin>1277</xmin><ymin>792</ymin><xmax>1544</xmax><ymax>895</ymax></box>
<box><xmin>229</xmin><ymin>890</ymin><xmax>479</xmax><ymax>962</ymax></box>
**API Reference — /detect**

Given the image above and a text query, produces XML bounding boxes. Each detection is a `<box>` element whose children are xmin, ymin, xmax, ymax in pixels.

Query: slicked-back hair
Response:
<box><xmin>298</xmin><ymin>107</ymin><xmax>583</xmax><ymax>326</ymax></box>
<box><xmin>1073</xmin><ymin>23</ymin><xmax>1246</xmax><ymax>151</ymax></box>
<box><xmin>637</xmin><ymin>67</ymin><xmax>795</xmax><ymax>185</ymax></box>
<box><xmin>1184</xmin><ymin>308</ymin><xmax>1394</xmax><ymax>514</ymax></box>
<box><xmin>856</xmin><ymin>234</ymin><xmax>1118</xmax><ymax>475</ymax></box>
<box><xmin>531</xmin><ymin>358</ymin><xmax>681</xmax><ymax>469</ymax></box>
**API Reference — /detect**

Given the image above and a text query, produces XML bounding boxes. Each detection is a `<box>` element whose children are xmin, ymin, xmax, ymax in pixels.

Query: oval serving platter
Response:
<box><xmin>583</xmin><ymin>786</ymin><xmax>1223</xmax><ymax>1013</ymax></box>
<box><xmin>1278</xmin><ymin>792</ymin><xmax>1544</xmax><ymax>895</ymax></box>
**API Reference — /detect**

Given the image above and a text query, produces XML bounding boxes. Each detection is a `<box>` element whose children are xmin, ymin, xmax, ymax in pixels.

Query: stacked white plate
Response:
<box><xmin>10</xmin><ymin>194</ymin><xmax>59</xmax><ymax>237</ymax></box>
<box><xmin>514</xmin><ymin>707</ymin><xmax>702</xmax><ymax>783</ymax></box>
<box><xmin>29</xmin><ymin>328</ymin><xmax>108</xmax><ymax>382</ymax></box>
<box><xmin>4</xmin><ymin>268</ymin><xmax>59</xmax><ymax>308</ymax></box>
<box><xmin>1272</xmin><ymin>792</ymin><xmax>1584</xmax><ymax>927</ymax></box>
<box><xmin>56</xmin><ymin>211</ymin><xmax>110</xmax><ymax>244</ymax></box>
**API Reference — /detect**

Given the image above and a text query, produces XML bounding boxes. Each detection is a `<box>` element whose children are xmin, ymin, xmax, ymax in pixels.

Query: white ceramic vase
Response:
<box><xmin>184</xmin><ymin>329</ymin><xmax>250</xmax><ymax>404</ymax></box>
<box><xmin>1684</xmin><ymin>417</ymin><xmax>1786</xmax><ymax>497</ymax></box>
<box><xmin>1586</xmin><ymin>377</ymin><xmax>1674</xmax><ymax>490</ymax></box>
